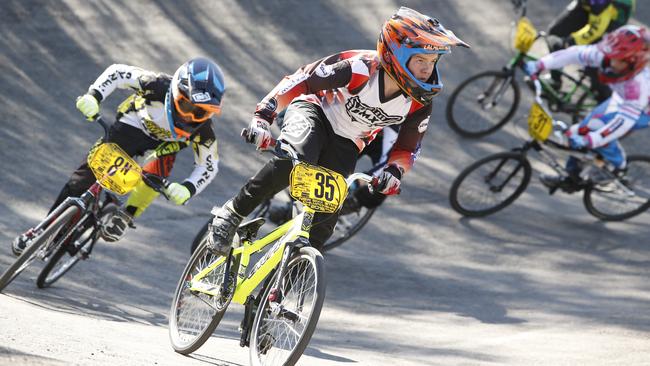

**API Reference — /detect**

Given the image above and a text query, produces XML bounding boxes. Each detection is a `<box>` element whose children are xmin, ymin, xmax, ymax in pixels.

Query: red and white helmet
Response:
<box><xmin>597</xmin><ymin>25</ymin><xmax>650</xmax><ymax>84</ymax></box>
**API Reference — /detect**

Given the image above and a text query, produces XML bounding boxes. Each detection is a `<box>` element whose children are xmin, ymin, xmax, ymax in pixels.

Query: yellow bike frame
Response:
<box><xmin>188</xmin><ymin>206</ymin><xmax>316</xmax><ymax>305</ymax></box>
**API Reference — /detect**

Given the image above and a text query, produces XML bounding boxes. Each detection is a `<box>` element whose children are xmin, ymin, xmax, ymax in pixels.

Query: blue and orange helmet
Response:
<box><xmin>377</xmin><ymin>7</ymin><xmax>469</xmax><ymax>105</ymax></box>
<box><xmin>166</xmin><ymin>57</ymin><xmax>225</xmax><ymax>138</ymax></box>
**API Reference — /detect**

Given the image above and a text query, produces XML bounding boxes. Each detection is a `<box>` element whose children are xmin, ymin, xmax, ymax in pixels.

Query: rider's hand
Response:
<box><xmin>76</xmin><ymin>94</ymin><xmax>100</xmax><ymax>120</ymax></box>
<box><xmin>167</xmin><ymin>182</ymin><xmax>191</xmax><ymax>205</ymax></box>
<box><xmin>569</xmin><ymin>134</ymin><xmax>590</xmax><ymax>150</ymax></box>
<box><xmin>373</xmin><ymin>164</ymin><xmax>403</xmax><ymax>196</ymax></box>
<box><xmin>523</xmin><ymin>60</ymin><xmax>544</xmax><ymax>77</ymax></box>
<box><xmin>242</xmin><ymin>116</ymin><xmax>273</xmax><ymax>150</ymax></box>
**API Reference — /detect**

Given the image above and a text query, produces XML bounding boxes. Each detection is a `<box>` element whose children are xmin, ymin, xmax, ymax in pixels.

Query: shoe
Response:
<box><xmin>11</xmin><ymin>229</ymin><xmax>35</xmax><ymax>256</ymax></box>
<box><xmin>101</xmin><ymin>209</ymin><xmax>134</xmax><ymax>242</ymax></box>
<box><xmin>539</xmin><ymin>174</ymin><xmax>585</xmax><ymax>194</ymax></box>
<box><xmin>339</xmin><ymin>195</ymin><xmax>361</xmax><ymax>216</ymax></box>
<box><xmin>207</xmin><ymin>201</ymin><xmax>244</xmax><ymax>255</ymax></box>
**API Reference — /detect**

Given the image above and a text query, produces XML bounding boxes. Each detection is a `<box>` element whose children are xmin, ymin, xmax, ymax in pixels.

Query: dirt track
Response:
<box><xmin>1</xmin><ymin>1</ymin><xmax>650</xmax><ymax>365</ymax></box>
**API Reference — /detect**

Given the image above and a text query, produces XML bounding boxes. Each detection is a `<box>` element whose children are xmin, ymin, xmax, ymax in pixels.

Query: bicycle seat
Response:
<box><xmin>237</xmin><ymin>217</ymin><xmax>266</xmax><ymax>241</ymax></box>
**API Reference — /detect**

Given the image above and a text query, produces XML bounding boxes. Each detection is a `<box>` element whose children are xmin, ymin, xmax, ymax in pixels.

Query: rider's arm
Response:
<box><xmin>87</xmin><ymin>64</ymin><xmax>157</xmax><ymax>102</ymax></box>
<box><xmin>181</xmin><ymin>124</ymin><xmax>219</xmax><ymax>197</ymax></box>
<box><xmin>254</xmin><ymin>53</ymin><xmax>375</xmax><ymax>122</ymax></box>
<box><xmin>385</xmin><ymin>103</ymin><xmax>432</xmax><ymax>174</ymax></box>
<box><xmin>569</xmin><ymin>5</ymin><xmax>617</xmax><ymax>45</ymax></box>
<box><xmin>538</xmin><ymin>45</ymin><xmax>604</xmax><ymax>70</ymax></box>
<box><xmin>585</xmin><ymin>80</ymin><xmax>649</xmax><ymax>148</ymax></box>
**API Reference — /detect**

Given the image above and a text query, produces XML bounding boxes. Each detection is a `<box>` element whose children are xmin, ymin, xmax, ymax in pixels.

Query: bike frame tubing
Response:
<box><xmin>190</xmin><ymin>205</ymin><xmax>316</xmax><ymax>305</ymax></box>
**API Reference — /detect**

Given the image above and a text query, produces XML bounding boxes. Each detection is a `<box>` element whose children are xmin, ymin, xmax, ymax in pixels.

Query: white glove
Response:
<box><xmin>167</xmin><ymin>182</ymin><xmax>191</xmax><ymax>205</ymax></box>
<box><xmin>76</xmin><ymin>94</ymin><xmax>100</xmax><ymax>120</ymax></box>
<box><xmin>373</xmin><ymin>164</ymin><xmax>402</xmax><ymax>196</ymax></box>
<box><xmin>242</xmin><ymin>117</ymin><xmax>273</xmax><ymax>150</ymax></box>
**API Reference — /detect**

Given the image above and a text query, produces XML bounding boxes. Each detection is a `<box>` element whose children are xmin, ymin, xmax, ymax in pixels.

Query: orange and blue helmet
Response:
<box><xmin>377</xmin><ymin>7</ymin><xmax>469</xmax><ymax>105</ymax></box>
<box><xmin>166</xmin><ymin>57</ymin><xmax>225</xmax><ymax>139</ymax></box>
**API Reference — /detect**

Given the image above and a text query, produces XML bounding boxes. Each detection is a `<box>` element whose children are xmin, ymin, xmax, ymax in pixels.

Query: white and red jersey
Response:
<box><xmin>539</xmin><ymin>45</ymin><xmax>650</xmax><ymax>147</ymax></box>
<box><xmin>255</xmin><ymin>50</ymin><xmax>432</xmax><ymax>173</ymax></box>
<box><xmin>86</xmin><ymin>64</ymin><xmax>219</xmax><ymax>196</ymax></box>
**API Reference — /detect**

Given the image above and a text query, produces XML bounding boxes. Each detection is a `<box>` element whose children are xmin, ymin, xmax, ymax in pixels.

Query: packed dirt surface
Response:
<box><xmin>1</xmin><ymin>1</ymin><xmax>649</xmax><ymax>365</ymax></box>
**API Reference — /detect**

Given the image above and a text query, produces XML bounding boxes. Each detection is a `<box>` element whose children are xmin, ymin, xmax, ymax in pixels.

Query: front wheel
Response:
<box><xmin>250</xmin><ymin>246</ymin><xmax>326</xmax><ymax>366</ymax></box>
<box><xmin>446</xmin><ymin>70</ymin><xmax>520</xmax><ymax>138</ymax></box>
<box><xmin>449</xmin><ymin>152</ymin><xmax>532</xmax><ymax>217</ymax></box>
<box><xmin>0</xmin><ymin>206</ymin><xmax>79</xmax><ymax>292</ymax></box>
<box><xmin>583</xmin><ymin>155</ymin><xmax>650</xmax><ymax>221</ymax></box>
<box><xmin>36</xmin><ymin>203</ymin><xmax>118</xmax><ymax>288</ymax></box>
<box><xmin>169</xmin><ymin>229</ymin><xmax>237</xmax><ymax>354</ymax></box>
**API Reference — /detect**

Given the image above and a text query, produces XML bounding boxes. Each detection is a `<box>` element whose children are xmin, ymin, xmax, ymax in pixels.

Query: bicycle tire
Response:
<box><xmin>322</xmin><ymin>206</ymin><xmax>377</xmax><ymax>253</ymax></box>
<box><xmin>0</xmin><ymin>206</ymin><xmax>79</xmax><ymax>292</ymax></box>
<box><xmin>449</xmin><ymin>152</ymin><xmax>532</xmax><ymax>217</ymax></box>
<box><xmin>249</xmin><ymin>246</ymin><xmax>326</xmax><ymax>366</ymax></box>
<box><xmin>170</xmin><ymin>230</ymin><xmax>236</xmax><ymax>354</ymax></box>
<box><xmin>446</xmin><ymin>70</ymin><xmax>520</xmax><ymax>138</ymax></box>
<box><xmin>36</xmin><ymin>203</ymin><xmax>118</xmax><ymax>288</ymax></box>
<box><xmin>583</xmin><ymin>155</ymin><xmax>650</xmax><ymax>221</ymax></box>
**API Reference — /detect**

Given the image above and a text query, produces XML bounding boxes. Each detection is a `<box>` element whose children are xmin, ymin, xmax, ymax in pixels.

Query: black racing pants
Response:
<box><xmin>232</xmin><ymin>101</ymin><xmax>359</xmax><ymax>251</ymax></box>
<box><xmin>49</xmin><ymin>122</ymin><xmax>166</xmax><ymax>213</ymax></box>
<box><xmin>547</xmin><ymin>1</ymin><xmax>612</xmax><ymax>102</ymax></box>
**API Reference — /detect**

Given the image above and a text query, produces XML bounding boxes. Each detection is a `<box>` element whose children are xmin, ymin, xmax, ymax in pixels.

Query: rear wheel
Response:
<box><xmin>250</xmin><ymin>246</ymin><xmax>326</xmax><ymax>366</ymax></box>
<box><xmin>0</xmin><ymin>206</ymin><xmax>79</xmax><ymax>292</ymax></box>
<box><xmin>449</xmin><ymin>152</ymin><xmax>532</xmax><ymax>217</ymax></box>
<box><xmin>170</xmin><ymin>229</ymin><xmax>237</xmax><ymax>354</ymax></box>
<box><xmin>446</xmin><ymin>70</ymin><xmax>520</xmax><ymax>138</ymax></box>
<box><xmin>583</xmin><ymin>155</ymin><xmax>650</xmax><ymax>221</ymax></box>
<box><xmin>36</xmin><ymin>203</ymin><xmax>117</xmax><ymax>288</ymax></box>
<box><xmin>322</xmin><ymin>207</ymin><xmax>376</xmax><ymax>253</ymax></box>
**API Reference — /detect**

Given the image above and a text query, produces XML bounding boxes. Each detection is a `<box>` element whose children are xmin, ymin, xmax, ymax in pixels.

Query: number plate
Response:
<box><xmin>87</xmin><ymin>142</ymin><xmax>142</xmax><ymax>195</ymax></box>
<box><xmin>514</xmin><ymin>17</ymin><xmax>537</xmax><ymax>53</ymax></box>
<box><xmin>289</xmin><ymin>162</ymin><xmax>348</xmax><ymax>213</ymax></box>
<box><xmin>527</xmin><ymin>103</ymin><xmax>553</xmax><ymax>141</ymax></box>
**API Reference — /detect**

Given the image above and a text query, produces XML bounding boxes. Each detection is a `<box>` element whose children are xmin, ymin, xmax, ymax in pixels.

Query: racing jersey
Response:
<box><xmin>539</xmin><ymin>45</ymin><xmax>650</xmax><ymax>147</ymax></box>
<box><xmin>570</xmin><ymin>0</ymin><xmax>635</xmax><ymax>45</ymax></box>
<box><xmin>86</xmin><ymin>64</ymin><xmax>219</xmax><ymax>196</ymax></box>
<box><xmin>254</xmin><ymin>50</ymin><xmax>432</xmax><ymax>174</ymax></box>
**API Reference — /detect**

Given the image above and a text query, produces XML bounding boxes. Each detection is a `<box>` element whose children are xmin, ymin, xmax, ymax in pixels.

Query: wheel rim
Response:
<box><xmin>252</xmin><ymin>254</ymin><xmax>319</xmax><ymax>365</ymax></box>
<box><xmin>586</xmin><ymin>158</ymin><xmax>650</xmax><ymax>219</ymax></box>
<box><xmin>454</xmin><ymin>155</ymin><xmax>528</xmax><ymax>214</ymax></box>
<box><xmin>171</xmin><ymin>243</ymin><xmax>230</xmax><ymax>347</ymax></box>
<box><xmin>449</xmin><ymin>73</ymin><xmax>517</xmax><ymax>135</ymax></box>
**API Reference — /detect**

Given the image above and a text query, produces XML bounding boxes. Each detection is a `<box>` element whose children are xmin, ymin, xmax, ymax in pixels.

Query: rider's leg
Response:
<box><xmin>209</xmin><ymin>101</ymin><xmax>329</xmax><ymax>254</ymax></box>
<box><xmin>101</xmin><ymin>154</ymin><xmax>177</xmax><ymax>242</ymax></box>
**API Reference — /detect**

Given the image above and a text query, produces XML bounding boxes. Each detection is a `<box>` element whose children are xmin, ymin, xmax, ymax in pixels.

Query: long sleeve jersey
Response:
<box><xmin>87</xmin><ymin>64</ymin><xmax>219</xmax><ymax>196</ymax></box>
<box><xmin>570</xmin><ymin>0</ymin><xmax>635</xmax><ymax>45</ymax></box>
<box><xmin>254</xmin><ymin>50</ymin><xmax>432</xmax><ymax>174</ymax></box>
<box><xmin>539</xmin><ymin>45</ymin><xmax>650</xmax><ymax>148</ymax></box>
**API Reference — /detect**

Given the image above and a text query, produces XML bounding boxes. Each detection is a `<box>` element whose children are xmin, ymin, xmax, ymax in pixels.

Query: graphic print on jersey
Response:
<box><xmin>281</xmin><ymin>113</ymin><xmax>312</xmax><ymax>145</ymax></box>
<box><xmin>345</xmin><ymin>96</ymin><xmax>404</xmax><ymax>127</ymax></box>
